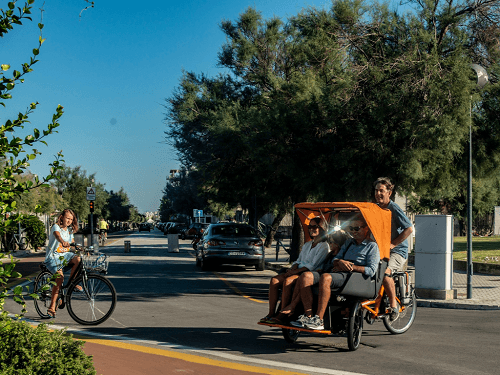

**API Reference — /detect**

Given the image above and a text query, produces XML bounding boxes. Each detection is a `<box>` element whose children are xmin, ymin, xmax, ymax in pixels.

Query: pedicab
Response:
<box><xmin>258</xmin><ymin>202</ymin><xmax>417</xmax><ymax>351</ymax></box>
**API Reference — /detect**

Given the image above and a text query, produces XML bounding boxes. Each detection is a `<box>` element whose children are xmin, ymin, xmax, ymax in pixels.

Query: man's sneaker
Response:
<box><xmin>290</xmin><ymin>315</ymin><xmax>308</xmax><ymax>328</ymax></box>
<box><xmin>388</xmin><ymin>306</ymin><xmax>399</xmax><ymax>321</ymax></box>
<box><xmin>305</xmin><ymin>315</ymin><xmax>324</xmax><ymax>330</ymax></box>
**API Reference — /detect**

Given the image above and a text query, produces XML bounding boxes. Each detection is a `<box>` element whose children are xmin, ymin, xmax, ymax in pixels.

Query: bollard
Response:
<box><xmin>124</xmin><ymin>240</ymin><xmax>131</xmax><ymax>253</ymax></box>
<box><xmin>167</xmin><ymin>234</ymin><xmax>179</xmax><ymax>253</ymax></box>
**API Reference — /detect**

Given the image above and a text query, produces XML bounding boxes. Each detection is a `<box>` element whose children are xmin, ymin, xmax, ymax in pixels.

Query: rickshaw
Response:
<box><xmin>258</xmin><ymin>202</ymin><xmax>417</xmax><ymax>351</ymax></box>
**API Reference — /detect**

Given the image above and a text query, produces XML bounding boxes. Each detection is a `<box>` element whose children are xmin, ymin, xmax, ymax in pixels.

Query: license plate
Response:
<box><xmin>228</xmin><ymin>252</ymin><xmax>246</xmax><ymax>256</ymax></box>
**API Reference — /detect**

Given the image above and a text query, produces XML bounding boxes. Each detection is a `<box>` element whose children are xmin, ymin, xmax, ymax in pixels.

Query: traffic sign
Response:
<box><xmin>193</xmin><ymin>209</ymin><xmax>203</xmax><ymax>218</ymax></box>
<box><xmin>86</xmin><ymin>187</ymin><xmax>96</xmax><ymax>201</ymax></box>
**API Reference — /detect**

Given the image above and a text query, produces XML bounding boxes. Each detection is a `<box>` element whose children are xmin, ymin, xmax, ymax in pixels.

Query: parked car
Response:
<box><xmin>181</xmin><ymin>222</ymin><xmax>209</xmax><ymax>240</ymax></box>
<box><xmin>195</xmin><ymin>223</ymin><xmax>265</xmax><ymax>271</ymax></box>
<box><xmin>168</xmin><ymin>223</ymin><xmax>188</xmax><ymax>235</ymax></box>
<box><xmin>162</xmin><ymin>222</ymin><xmax>175</xmax><ymax>234</ymax></box>
<box><xmin>139</xmin><ymin>223</ymin><xmax>151</xmax><ymax>232</ymax></box>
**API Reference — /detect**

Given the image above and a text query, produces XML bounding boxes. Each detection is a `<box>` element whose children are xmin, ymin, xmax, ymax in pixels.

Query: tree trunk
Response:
<box><xmin>289</xmin><ymin>210</ymin><xmax>304</xmax><ymax>262</ymax></box>
<box><xmin>264</xmin><ymin>210</ymin><xmax>286</xmax><ymax>248</ymax></box>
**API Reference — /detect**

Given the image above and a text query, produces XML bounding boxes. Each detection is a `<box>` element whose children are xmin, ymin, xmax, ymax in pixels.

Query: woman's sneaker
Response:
<box><xmin>304</xmin><ymin>315</ymin><xmax>324</xmax><ymax>330</ymax></box>
<box><xmin>290</xmin><ymin>315</ymin><xmax>308</xmax><ymax>328</ymax></box>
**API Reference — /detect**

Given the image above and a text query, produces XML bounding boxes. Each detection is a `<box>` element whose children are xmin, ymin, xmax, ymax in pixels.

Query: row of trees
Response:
<box><xmin>164</xmin><ymin>0</ymin><xmax>500</xmax><ymax>253</ymax></box>
<box><xmin>12</xmin><ymin>165</ymin><xmax>144</xmax><ymax>225</ymax></box>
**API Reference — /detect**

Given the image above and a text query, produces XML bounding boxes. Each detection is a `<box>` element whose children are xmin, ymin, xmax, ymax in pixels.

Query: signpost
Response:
<box><xmin>193</xmin><ymin>209</ymin><xmax>203</xmax><ymax>223</ymax></box>
<box><xmin>87</xmin><ymin>187</ymin><xmax>96</xmax><ymax>247</ymax></box>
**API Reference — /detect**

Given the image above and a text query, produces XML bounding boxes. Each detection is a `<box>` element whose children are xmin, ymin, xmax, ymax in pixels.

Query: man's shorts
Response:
<box><xmin>387</xmin><ymin>252</ymin><xmax>407</xmax><ymax>273</ymax></box>
<box><xmin>313</xmin><ymin>271</ymin><xmax>348</xmax><ymax>288</ymax></box>
<box><xmin>99</xmin><ymin>229</ymin><xmax>106</xmax><ymax>234</ymax></box>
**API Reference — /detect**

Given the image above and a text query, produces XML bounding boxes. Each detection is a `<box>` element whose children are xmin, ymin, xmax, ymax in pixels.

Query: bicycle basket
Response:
<box><xmin>82</xmin><ymin>252</ymin><xmax>109</xmax><ymax>273</ymax></box>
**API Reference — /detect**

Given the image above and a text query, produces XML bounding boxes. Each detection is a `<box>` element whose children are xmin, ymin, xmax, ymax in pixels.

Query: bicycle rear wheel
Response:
<box><xmin>18</xmin><ymin>237</ymin><xmax>27</xmax><ymax>250</ymax></box>
<box><xmin>33</xmin><ymin>271</ymin><xmax>53</xmax><ymax>319</ymax></box>
<box><xmin>67</xmin><ymin>274</ymin><xmax>117</xmax><ymax>325</ymax></box>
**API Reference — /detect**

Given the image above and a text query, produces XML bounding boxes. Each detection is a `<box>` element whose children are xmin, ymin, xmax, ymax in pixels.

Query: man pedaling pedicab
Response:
<box><xmin>288</xmin><ymin>214</ymin><xmax>380</xmax><ymax>331</ymax></box>
<box><xmin>259</xmin><ymin>217</ymin><xmax>329</xmax><ymax>325</ymax></box>
<box><xmin>373</xmin><ymin>177</ymin><xmax>413</xmax><ymax>321</ymax></box>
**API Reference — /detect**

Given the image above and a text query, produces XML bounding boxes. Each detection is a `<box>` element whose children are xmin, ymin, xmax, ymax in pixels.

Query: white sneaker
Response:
<box><xmin>290</xmin><ymin>315</ymin><xmax>308</xmax><ymax>328</ymax></box>
<box><xmin>305</xmin><ymin>315</ymin><xmax>324</xmax><ymax>330</ymax></box>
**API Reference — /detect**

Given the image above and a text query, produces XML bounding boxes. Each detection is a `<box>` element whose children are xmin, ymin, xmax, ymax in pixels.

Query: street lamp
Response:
<box><xmin>467</xmin><ymin>63</ymin><xmax>489</xmax><ymax>299</ymax></box>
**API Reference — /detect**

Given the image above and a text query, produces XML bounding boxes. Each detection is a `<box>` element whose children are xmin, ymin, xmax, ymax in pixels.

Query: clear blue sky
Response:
<box><xmin>4</xmin><ymin>0</ymin><xmax>337</xmax><ymax>213</ymax></box>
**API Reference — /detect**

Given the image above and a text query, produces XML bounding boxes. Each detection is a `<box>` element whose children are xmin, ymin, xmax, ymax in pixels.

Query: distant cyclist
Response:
<box><xmin>99</xmin><ymin>218</ymin><xmax>109</xmax><ymax>240</ymax></box>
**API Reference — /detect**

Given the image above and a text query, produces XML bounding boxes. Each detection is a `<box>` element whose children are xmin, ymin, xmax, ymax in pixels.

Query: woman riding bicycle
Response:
<box><xmin>43</xmin><ymin>209</ymin><xmax>81</xmax><ymax>318</ymax></box>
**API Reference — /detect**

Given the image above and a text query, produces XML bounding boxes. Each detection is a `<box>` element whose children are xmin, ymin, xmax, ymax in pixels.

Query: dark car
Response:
<box><xmin>181</xmin><ymin>222</ymin><xmax>209</xmax><ymax>240</ymax></box>
<box><xmin>168</xmin><ymin>223</ymin><xmax>188</xmax><ymax>235</ymax></box>
<box><xmin>139</xmin><ymin>223</ymin><xmax>151</xmax><ymax>232</ymax></box>
<box><xmin>195</xmin><ymin>223</ymin><xmax>265</xmax><ymax>271</ymax></box>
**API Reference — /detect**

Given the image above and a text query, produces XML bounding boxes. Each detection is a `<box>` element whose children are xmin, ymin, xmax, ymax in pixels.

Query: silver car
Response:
<box><xmin>196</xmin><ymin>223</ymin><xmax>265</xmax><ymax>271</ymax></box>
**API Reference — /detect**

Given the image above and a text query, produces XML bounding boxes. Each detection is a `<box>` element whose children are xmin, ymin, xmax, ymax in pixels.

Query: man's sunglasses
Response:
<box><xmin>348</xmin><ymin>225</ymin><xmax>366</xmax><ymax>232</ymax></box>
<box><xmin>308</xmin><ymin>225</ymin><xmax>320</xmax><ymax>230</ymax></box>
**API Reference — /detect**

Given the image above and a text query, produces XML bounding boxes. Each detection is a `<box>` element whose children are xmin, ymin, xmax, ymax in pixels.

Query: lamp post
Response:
<box><xmin>467</xmin><ymin>64</ymin><xmax>489</xmax><ymax>299</ymax></box>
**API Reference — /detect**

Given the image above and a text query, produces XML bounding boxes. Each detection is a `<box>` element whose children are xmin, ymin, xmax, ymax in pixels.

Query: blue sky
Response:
<box><xmin>4</xmin><ymin>0</ymin><xmax>338</xmax><ymax>213</ymax></box>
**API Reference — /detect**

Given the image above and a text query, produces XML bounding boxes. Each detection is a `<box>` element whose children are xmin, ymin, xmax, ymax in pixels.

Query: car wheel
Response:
<box><xmin>255</xmin><ymin>259</ymin><xmax>265</xmax><ymax>271</ymax></box>
<box><xmin>201</xmin><ymin>257</ymin><xmax>211</xmax><ymax>271</ymax></box>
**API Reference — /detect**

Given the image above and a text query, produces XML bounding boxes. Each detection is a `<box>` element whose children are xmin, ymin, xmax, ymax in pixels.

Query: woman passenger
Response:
<box><xmin>275</xmin><ymin>230</ymin><xmax>349</xmax><ymax>324</ymax></box>
<box><xmin>260</xmin><ymin>217</ymin><xmax>329</xmax><ymax>324</ymax></box>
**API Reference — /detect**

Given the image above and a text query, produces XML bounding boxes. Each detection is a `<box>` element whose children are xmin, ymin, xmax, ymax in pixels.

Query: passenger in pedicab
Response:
<box><xmin>269</xmin><ymin>230</ymin><xmax>349</xmax><ymax>325</ymax></box>
<box><xmin>290</xmin><ymin>214</ymin><xmax>380</xmax><ymax>330</ymax></box>
<box><xmin>260</xmin><ymin>217</ymin><xmax>329</xmax><ymax>324</ymax></box>
<box><xmin>373</xmin><ymin>177</ymin><xmax>413</xmax><ymax>321</ymax></box>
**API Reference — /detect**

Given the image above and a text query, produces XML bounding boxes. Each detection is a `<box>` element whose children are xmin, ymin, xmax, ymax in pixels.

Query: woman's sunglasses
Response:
<box><xmin>348</xmin><ymin>225</ymin><xmax>366</xmax><ymax>232</ymax></box>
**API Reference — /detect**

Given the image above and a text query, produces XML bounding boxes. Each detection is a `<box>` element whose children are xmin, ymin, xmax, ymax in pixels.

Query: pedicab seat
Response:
<box><xmin>312</xmin><ymin>259</ymin><xmax>388</xmax><ymax>300</ymax></box>
<box><xmin>331</xmin><ymin>259</ymin><xmax>388</xmax><ymax>300</ymax></box>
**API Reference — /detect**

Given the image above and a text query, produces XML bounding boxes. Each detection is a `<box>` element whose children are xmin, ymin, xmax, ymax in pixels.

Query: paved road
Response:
<box><xmin>5</xmin><ymin>229</ymin><xmax>500</xmax><ymax>374</ymax></box>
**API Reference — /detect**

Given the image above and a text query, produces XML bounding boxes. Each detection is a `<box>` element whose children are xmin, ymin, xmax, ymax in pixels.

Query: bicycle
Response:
<box><xmin>33</xmin><ymin>244</ymin><xmax>116</xmax><ymax>325</ymax></box>
<box><xmin>8</xmin><ymin>222</ymin><xmax>27</xmax><ymax>251</ymax></box>
<box><xmin>99</xmin><ymin>231</ymin><xmax>106</xmax><ymax>246</ymax></box>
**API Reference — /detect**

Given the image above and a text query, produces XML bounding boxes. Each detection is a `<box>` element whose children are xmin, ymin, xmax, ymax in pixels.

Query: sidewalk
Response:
<box><xmin>265</xmin><ymin>246</ymin><xmax>500</xmax><ymax>310</ymax></box>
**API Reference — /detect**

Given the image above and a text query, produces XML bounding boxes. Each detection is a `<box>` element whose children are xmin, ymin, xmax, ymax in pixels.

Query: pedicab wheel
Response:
<box><xmin>383</xmin><ymin>290</ymin><xmax>417</xmax><ymax>334</ymax></box>
<box><xmin>33</xmin><ymin>271</ymin><xmax>53</xmax><ymax>319</ymax></box>
<box><xmin>282</xmin><ymin>328</ymin><xmax>301</xmax><ymax>343</ymax></box>
<box><xmin>347</xmin><ymin>300</ymin><xmax>364</xmax><ymax>351</ymax></box>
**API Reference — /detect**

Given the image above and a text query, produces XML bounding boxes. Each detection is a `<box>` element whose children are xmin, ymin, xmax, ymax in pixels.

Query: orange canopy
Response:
<box><xmin>294</xmin><ymin>202</ymin><xmax>391</xmax><ymax>259</ymax></box>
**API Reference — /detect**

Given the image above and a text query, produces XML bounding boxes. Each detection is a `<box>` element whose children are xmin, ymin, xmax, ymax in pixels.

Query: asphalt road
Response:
<box><xmin>8</xmin><ymin>229</ymin><xmax>500</xmax><ymax>375</ymax></box>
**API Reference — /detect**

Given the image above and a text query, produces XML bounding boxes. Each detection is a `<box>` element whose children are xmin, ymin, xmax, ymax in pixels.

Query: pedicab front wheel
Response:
<box><xmin>282</xmin><ymin>328</ymin><xmax>301</xmax><ymax>343</ymax></box>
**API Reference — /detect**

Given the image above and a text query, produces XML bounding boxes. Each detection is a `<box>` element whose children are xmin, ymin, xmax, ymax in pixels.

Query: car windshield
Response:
<box><xmin>212</xmin><ymin>225</ymin><xmax>256</xmax><ymax>237</ymax></box>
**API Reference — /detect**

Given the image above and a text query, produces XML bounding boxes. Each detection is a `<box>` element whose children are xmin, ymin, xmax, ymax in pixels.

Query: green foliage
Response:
<box><xmin>165</xmin><ymin>0</ymin><xmax>500</xmax><ymax>234</ymax></box>
<box><xmin>0</xmin><ymin>317</ymin><xmax>96</xmax><ymax>375</ymax></box>
<box><xmin>0</xmin><ymin>0</ymin><xmax>64</xmax><ymax>238</ymax></box>
<box><xmin>54</xmin><ymin>165</ymin><xmax>108</xmax><ymax>221</ymax></box>
<box><xmin>20</xmin><ymin>214</ymin><xmax>46</xmax><ymax>249</ymax></box>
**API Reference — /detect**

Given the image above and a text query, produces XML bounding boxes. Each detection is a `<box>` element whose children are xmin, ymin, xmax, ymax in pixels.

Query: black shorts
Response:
<box><xmin>99</xmin><ymin>229</ymin><xmax>106</xmax><ymax>234</ymax></box>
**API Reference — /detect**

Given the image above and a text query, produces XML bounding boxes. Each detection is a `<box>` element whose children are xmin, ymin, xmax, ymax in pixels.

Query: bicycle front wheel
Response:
<box><xmin>67</xmin><ymin>274</ymin><xmax>117</xmax><ymax>325</ymax></box>
<box><xmin>33</xmin><ymin>271</ymin><xmax>53</xmax><ymax>319</ymax></box>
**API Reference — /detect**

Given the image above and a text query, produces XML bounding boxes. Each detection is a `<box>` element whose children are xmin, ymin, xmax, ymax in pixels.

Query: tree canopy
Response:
<box><xmin>164</xmin><ymin>0</ymin><xmax>500</xmax><ymax>244</ymax></box>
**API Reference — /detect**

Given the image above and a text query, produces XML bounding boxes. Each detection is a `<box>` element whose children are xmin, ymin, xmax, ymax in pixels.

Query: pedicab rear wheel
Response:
<box><xmin>282</xmin><ymin>328</ymin><xmax>301</xmax><ymax>343</ymax></box>
<box><xmin>383</xmin><ymin>289</ymin><xmax>417</xmax><ymax>334</ymax></box>
<box><xmin>347</xmin><ymin>300</ymin><xmax>364</xmax><ymax>351</ymax></box>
